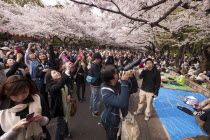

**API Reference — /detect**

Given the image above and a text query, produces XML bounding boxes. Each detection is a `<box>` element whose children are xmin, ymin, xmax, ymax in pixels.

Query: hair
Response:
<box><xmin>101</xmin><ymin>65</ymin><xmax>117</xmax><ymax>85</ymax></box>
<box><xmin>177</xmin><ymin>71</ymin><xmax>182</xmax><ymax>75</ymax></box>
<box><xmin>191</xmin><ymin>67</ymin><xmax>196</xmax><ymax>70</ymax></box>
<box><xmin>45</xmin><ymin>69</ymin><xmax>54</xmax><ymax>86</ymax></box>
<box><xmin>0</xmin><ymin>75</ymin><xmax>37</xmax><ymax>105</ymax></box>
<box><xmin>145</xmin><ymin>58</ymin><xmax>154</xmax><ymax>64</ymax></box>
<box><xmin>92</xmin><ymin>52</ymin><xmax>102</xmax><ymax>61</ymax></box>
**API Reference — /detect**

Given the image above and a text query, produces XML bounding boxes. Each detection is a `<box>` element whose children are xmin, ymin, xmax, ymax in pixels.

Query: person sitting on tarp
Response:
<box><xmin>169</xmin><ymin>71</ymin><xmax>185</xmax><ymax>86</ymax></box>
<box><xmin>187</xmin><ymin>66</ymin><xmax>197</xmax><ymax>79</ymax></box>
<box><xmin>195</xmin><ymin>98</ymin><xmax>210</xmax><ymax>136</ymax></box>
<box><xmin>194</xmin><ymin>71</ymin><xmax>210</xmax><ymax>85</ymax></box>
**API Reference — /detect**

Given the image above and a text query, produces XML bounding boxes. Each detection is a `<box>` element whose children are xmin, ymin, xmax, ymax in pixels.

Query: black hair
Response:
<box><xmin>101</xmin><ymin>65</ymin><xmax>117</xmax><ymax>85</ymax></box>
<box><xmin>92</xmin><ymin>52</ymin><xmax>102</xmax><ymax>61</ymax></box>
<box><xmin>145</xmin><ymin>58</ymin><xmax>153</xmax><ymax>64</ymax></box>
<box><xmin>177</xmin><ymin>71</ymin><xmax>181</xmax><ymax>75</ymax></box>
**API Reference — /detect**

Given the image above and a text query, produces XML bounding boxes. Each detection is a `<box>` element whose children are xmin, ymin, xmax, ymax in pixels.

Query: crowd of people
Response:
<box><xmin>0</xmin><ymin>39</ymin><xmax>209</xmax><ymax>140</ymax></box>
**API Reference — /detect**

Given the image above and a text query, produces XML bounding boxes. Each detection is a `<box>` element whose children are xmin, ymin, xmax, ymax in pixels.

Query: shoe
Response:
<box><xmin>145</xmin><ymin>116</ymin><xmax>150</xmax><ymax>121</ymax></box>
<box><xmin>65</xmin><ymin>132</ymin><xmax>73</xmax><ymax>138</ymax></box>
<box><xmin>79</xmin><ymin>100</ymin><xmax>83</xmax><ymax>103</ymax></box>
<box><xmin>92</xmin><ymin>112</ymin><xmax>101</xmax><ymax>117</ymax></box>
<box><xmin>134</xmin><ymin>110</ymin><xmax>143</xmax><ymax>115</ymax></box>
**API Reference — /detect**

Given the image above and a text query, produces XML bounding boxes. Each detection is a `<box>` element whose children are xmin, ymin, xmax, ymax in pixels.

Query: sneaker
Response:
<box><xmin>145</xmin><ymin>116</ymin><xmax>150</xmax><ymax>121</ymax></box>
<box><xmin>134</xmin><ymin>110</ymin><xmax>143</xmax><ymax>115</ymax></box>
<box><xmin>79</xmin><ymin>100</ymin><xmax>83</xmax><ymax>103</ymax></box>
<box><xmin>92</xmin><ymin>112</ymin><xmax>101</xmax><ymax>117</ymax></box>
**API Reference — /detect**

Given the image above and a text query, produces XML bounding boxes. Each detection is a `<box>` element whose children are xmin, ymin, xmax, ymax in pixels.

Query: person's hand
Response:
<box><xmin>16</xmin><ymin>53</ymin><xmax>23</xmax><ymax>62</ymax></box>
<box><xmin>28</xmin><ymin>43</ymin><xmax>33</xmax><ymax>48</ymax></box>
<box><xmin>144</xmin><ymin>66</ymin><xmax>148</xmax><ymax>70</ymax></box>
<box><xmin>31</xmin><ymin>114</ymin><xmax>44</xmax><ymax>123</ymax></box>
<box><xmin>128</xmin><ymin>70</ymin><xmax>135</xmax><ymax>78</ymax></box>
<box><xmin>121</xmin><ymin>71</ymin><xmax>130</xmax><ymax>81</ymax></box>
<box><xmin>66</xmin><ymin>95</ymin><xmax>71</xmax><ymax>103</ymax></box>
<box><xmin>66</xmin><ymin>62</ymin><xmax>74</xmax><ymax>73</ymax></box>
<box><xmin>12</xmin><ymin>119</ymin><xmax>30</xmax><ymax>131</ymax></box>
<box><xmin>197</xmin><ymin>99</ymin><xmax>210</xmax><ymax>110</ymax></box>
<box><xmin>42</xmin><ymin>68</ymin><xmax>50</xmax><ymax>72</ymax></box>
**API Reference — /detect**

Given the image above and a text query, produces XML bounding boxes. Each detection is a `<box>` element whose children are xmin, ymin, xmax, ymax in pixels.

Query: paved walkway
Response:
<box><xmin>0</xmin><ymin>72</ymin><xmax>168</xmax><ymax>140</ymax></box>
<box><xmin>47</xmin><ymin>78</ymin><xmax>169</xmax><ymax>140</ymax></box>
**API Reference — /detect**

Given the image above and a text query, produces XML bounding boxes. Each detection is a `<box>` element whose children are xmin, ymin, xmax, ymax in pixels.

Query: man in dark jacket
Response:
<box><xmin>134</xmin><ymin>58</ymin><xmax>161</xmax><ymax>121</ymax></box>
<box><xmin>35</xmin><ymin>43</ymin><xmax>56</xmax><ymax>107</ymax></box>
<box><xmin>89</xmin><ymin>52</ymin><xmax>102</xmax><ymax>117</ymax></box>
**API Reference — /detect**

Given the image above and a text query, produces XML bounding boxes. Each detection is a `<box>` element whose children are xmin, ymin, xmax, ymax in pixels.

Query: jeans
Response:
<box><xmin>105</xmin><ymin>127</ymin><xmax>120</xmax><ymax>140</ymax></box>
<box><xmin>89</xmin><ymin>86</ymin><xmax>101</xmax><ymax>115</ymax></box>
<box><xmin>55</xmin><ymin>117</ymin><xmax>69</xmax><ymax>140</ymax></box>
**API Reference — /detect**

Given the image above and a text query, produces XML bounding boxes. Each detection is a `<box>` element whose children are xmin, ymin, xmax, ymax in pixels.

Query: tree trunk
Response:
<box><xmin>174</xmin><ymin>45</ymin><xmax>187</xmax><ymax>70</ymax></box>
<box><xmin>199</xmin><ymin>45</ymin><xmax>210</xmax><ymax>72</ymax></box>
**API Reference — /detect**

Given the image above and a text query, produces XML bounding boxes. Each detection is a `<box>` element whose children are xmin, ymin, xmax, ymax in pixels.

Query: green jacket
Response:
<box><xmin>174</xmin><ymin>75</ymin><xmax>185</xmax><ymax>85</ymax></box>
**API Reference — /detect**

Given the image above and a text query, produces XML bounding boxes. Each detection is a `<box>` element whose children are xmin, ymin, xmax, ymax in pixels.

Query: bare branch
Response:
<box><xmin>110</xmin><ymin>0</ymin><xmax>121</xmax><ymax>12</ymax></box>
<box><xmin>151</xmin><ymin>0</ymin><xmax>182</xmax><ymax>27</ymax></box>
<box><xmin>141</xmin><ymin>0</ymin><xmax>167</xmax><ymax>10</ymax></box>
<box><xmin>156</xmin><ymin>24</ymin><xmax>170</xmax><ymax>32</ymax></box>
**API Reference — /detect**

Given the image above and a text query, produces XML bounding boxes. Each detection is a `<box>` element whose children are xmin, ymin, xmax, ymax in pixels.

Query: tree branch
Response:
<box><xmin>69</xmin><ymin>0</ymin><xmax>149</xmax><ymax>23</ymax></box>
<box><xmin>141</xmin><ymin>0</ymin><xmax>167</xmax><ymax>10</ymax></box>
<box><xmin>110</xmin><ymin>0</ymin><xmax>121</xmax><ymax>12</ymax></box>
<box><xmin>69</xmin><ymin>0</ymin><xmax>180</xmax><ymax>32</ymax></box>
<box><xmin>151</xmin><ymin>0</ymin><xmax>182</xmax><ymax>27</ymax></box>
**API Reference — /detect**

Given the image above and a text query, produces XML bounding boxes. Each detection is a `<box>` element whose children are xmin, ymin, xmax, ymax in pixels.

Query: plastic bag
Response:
<box><xmin>183</xmin><ymin>96</ymin><xmax>198</xmax><ymax>107</ymax></box>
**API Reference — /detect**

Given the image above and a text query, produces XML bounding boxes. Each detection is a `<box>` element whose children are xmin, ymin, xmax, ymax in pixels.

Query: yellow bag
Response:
<box><xmin>119</xmin><ymin>111</ymin><xmax>140</xmax><ymax>140</ymax></box>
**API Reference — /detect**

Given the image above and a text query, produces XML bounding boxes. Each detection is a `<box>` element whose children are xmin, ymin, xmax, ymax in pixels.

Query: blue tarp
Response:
<box><xmin>154</xmin><ymin>88</ymin><xmax>208</xmax><ymax>140</ymax></box>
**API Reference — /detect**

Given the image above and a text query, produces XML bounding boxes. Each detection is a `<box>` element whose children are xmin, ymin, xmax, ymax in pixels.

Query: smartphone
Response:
<box><xmin>61</xmin><ymin>56</ymin><xmax>71</xmax><ymax>63</ymax></box>
<box><xmin>26</xmin><ymin>112</ymin><xmax>35</xmax><ymax>121</ymax></box>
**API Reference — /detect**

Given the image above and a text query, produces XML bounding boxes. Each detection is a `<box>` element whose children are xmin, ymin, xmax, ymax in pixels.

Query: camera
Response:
<box><xmin>118</xmin><ymin>57</ymin><xmax>142</xmax><ymax>77</ymax></box>
<box><xmin>119</xmin><ymin>53</ymin><xmax>142</xmax><ymax>71</ymax></box>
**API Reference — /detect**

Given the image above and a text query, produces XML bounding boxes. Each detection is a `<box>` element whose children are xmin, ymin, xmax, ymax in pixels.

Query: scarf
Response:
<box><xmin>0</xmin><ymin>94</ymin><xmax>43</xmax><ymax>140</ymax></box>
<box><xmin>61</xmin><ymin>85</ymin><xmax>71</xmax><ymax>122</ymax></box>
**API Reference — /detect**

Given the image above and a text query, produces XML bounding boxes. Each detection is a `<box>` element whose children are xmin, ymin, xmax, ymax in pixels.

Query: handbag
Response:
<box><xmin>70</xmin><ymin>98</ymin><xmax>77</xmax><ymax>116</ymax></box>
<box><xmin>118</xmin><ymin>111</ymin><xmax>140</xmax><ymax>140</ymax></box>
<box><xmin>86</xmin><ymin>75</ymin><xmax>97</xmax><ymax>84</ymax></box>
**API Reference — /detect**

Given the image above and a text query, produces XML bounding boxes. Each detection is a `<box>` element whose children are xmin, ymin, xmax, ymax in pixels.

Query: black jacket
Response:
<box><xmin>90</xmin><ymin>62</ymin><xmax>102</xmax><ymax>86</ymax></box>
<box><xmin>139</xmin><ymin>67</ymin><xmax>161</xmax><ymax>96</ymax></box>
<box><xmin>35</xmin><ymin>45</ymin><xmax>56</xmax><ymax>80</ymax></box>
<box><xmin>47</xmin><ymin>73</ymin><xmax>71</xmax><ymax>118</ymax></box>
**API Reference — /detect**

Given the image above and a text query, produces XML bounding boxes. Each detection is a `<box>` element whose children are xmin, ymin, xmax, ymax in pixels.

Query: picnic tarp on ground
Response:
<box><xmin>162</xmin><ymin>73</ymin><xmax>194</xmax><ymax>91</ymax></box>
<box><xmin>154</xmin><ymin>88</ymin><xmax>208</xmax><ymax>140</ymax></box>
<box><xmin>162</xmin><ymin>82</ymin><xmax>193</xmax><ymax>91</ymax></box>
